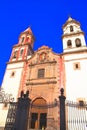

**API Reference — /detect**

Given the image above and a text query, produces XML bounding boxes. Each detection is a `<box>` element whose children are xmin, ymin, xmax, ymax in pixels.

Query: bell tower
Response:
<box><xmin>62</xmin><ymin>17</ymin><xmax>87</xmax><ymax>101</ymax></box>
<box><xmin>1</xmin><ymin>27</ymin><xmax>35</xmax><ymax>101</ymax></box>
<box><xmin>62</xmin><ymin>17</ymin><xmax>86</xmax><ymax>53</ymax></box>
<box><xmin>10</xmin><ymin>27</ymin><xmax>34</xmax><ymax>62</ymax></box>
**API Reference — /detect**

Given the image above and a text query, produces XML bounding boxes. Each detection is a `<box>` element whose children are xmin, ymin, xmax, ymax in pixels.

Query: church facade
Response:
<box><xmin>0</xmin><ymin>17</ymin><xmax>87</xmax><ymax>130</ymax></box>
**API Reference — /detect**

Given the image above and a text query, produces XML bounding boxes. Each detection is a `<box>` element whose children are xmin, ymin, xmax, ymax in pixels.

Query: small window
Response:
<box><xmin>67</xmin><ymin>40</ymin><xmax>72</xmax><ymax>48</ymax></box>
<box><xmin>10</xmin><ymin>71</ymin><xmax>15</xmax><ymax>77</ymax></box>
<box><xmin>38</xmin><ymin>69</ymin><xmax>45</xmax><ymax>78</ymax></box>
<box><xmin>76</xmin><ymin>64</ymin><xmax>79</xmax><ymax>68</ymax></box>
<box><xmin>21</xmin><ymin>37</ymin><xmax>24</xmax><ymax>43</ymax></box>
<box><xmin>70</xmin><ymin>25</ymin><xmax>73</xmax><ymax>32</ymax></box>
<box><xmin>73</xmin><ymin>62</ymin><xmax>80</xmax><ymax>70</ymax></box>
<box><xmin>79</xmin><ymin>100</ymin><xmax>84</xmax><ymax>107</ymax></box>
<box><xmin>20</xmin><ymin>49</ymin><xmax>24</xmax><ymax>57</ymax></box>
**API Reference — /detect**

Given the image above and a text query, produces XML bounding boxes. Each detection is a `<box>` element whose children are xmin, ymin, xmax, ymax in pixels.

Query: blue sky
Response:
<box><xmin>0</xmin><ymin>0</ymin><xmax>87</xmax><ymax>85</ymax></box>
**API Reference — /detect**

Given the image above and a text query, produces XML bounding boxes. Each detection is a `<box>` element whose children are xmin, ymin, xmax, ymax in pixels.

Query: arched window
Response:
<box><xmin>75</xmin><ymin>38</ymin><xmax>81</xmax><ymax>47</ymax></box>
<box><xmin>20</xmin><ymin>49</ymin><xmax>24</xmax><ymax>57</ymax></box>
<box><xmin>19</xmin><ymin>37</ymin><xmax>25</xmax><ymax>43</ymax></box>
<box><xmin>67</xmin><ymin>40</ymin><xmax>72</xmax><ymax>48</ymax></box>
<box><xmin>70</xmin><ymin>25</ymin><xmax>73</xmax><ymax>32</ymax></box>
<box><xmin>13</xmin><ymin>50</ymin><xmax>17</xmax><ymax>58</ymax></box>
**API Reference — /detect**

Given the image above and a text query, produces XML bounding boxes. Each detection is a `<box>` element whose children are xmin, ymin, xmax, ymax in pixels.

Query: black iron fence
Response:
<box><xmin>4</xmin><ymin>102</ymin><xmax>17</xmax><ymax>130</ymax></box>
<box><xmin>59</xmin><ymin>88</ymin><xmax>87</xmax><ymax>130</ymax></box>
<box><xmin>4</xmin><ymin>91</ymin><xmax>31</xmax><ymax>130</ymax></box>
<box><xmin>4</xmin><ymin>88</ymin><xmax>87</xmax><ymax>130</ymax></box>
<box><xmin>66</xmin><ymin>100</ymin><xmax>87</xmax><ymax>130</ymax></box>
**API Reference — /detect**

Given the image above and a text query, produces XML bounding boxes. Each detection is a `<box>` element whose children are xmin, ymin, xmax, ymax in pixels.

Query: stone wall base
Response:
<box><xmin>46</xmin><ymin>116</ymin><xmax>57</xmax><ymax>130</ymax></box>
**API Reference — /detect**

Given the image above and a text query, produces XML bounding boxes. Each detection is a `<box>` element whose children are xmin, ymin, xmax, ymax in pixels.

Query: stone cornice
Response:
<box><xmin>29</xmin><ymin>60</ymin><xmax>57</xmax><ymax>66</ymax></box>
<box><xmin>62</xmin><ymin>19</ymin><xmax>80</xmax><ymax>29</ymax></box>
<box><xmin>7</xmin><ymin>59</ymin><xmax>27</xmax><ymax>64</ymax></box>
<box><xmin>61</xmin><ymin>48</ymin><xmax>87</xmax><ymax>55</ymax></box>
<box><xmin>64</xmin><ymin>57</ymin><xmax>87</xmax><ymax>62</ymax></box>
<box><xmin>26</xmin><ymin>81</ymin><xmax>57</xmax><ymax>85</ymax></box>
<box><xmin>26</xmin><ymin>77</ymin><xmax>57</xmax><ymax>85</ymax></box>
<box><xmin>13</xmin><ymin>43</ymin><xmax>31</xmax><ymax>48</ymax></box>
<box><xmin>62</xmin><ymin>31</ymin><xmax>84</xmax><ymax>39</ymax></box>
<box><xmin>27</xmin><ymin>77</ymin><xmax>56</xmax><ymax>81</ymax></box>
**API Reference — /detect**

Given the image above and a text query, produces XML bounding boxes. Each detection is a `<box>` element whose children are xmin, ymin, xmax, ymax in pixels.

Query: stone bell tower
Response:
<box><xmin>62</xmin><ymin>17</ymin><xmax>87</xmax><ymax>101</ymax></box>
<box><xmin>1</xmin><ymin>27</ymin><xmax>35</xmax><ymax>101</ymax></box>
<box><xmin>62</xmin><ymin>17</ymin><xmax>86</xmax><ymax>53</ymax></box>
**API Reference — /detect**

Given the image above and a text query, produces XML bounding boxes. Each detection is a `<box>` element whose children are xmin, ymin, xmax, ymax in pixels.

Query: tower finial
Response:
<box><xmin>67</xmin><ymin>15</ymin><xmax>72</xmax><ymax>21</ymax></box>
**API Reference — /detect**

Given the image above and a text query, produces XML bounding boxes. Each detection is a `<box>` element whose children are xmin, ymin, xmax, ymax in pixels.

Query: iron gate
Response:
<box><xmin>66</xmin><ymin>101</ymin><xmax>87</xmax><ymax>130</ymax></box>
<box><xmin>4</xmin><ymin>88</ymin><xmax>87</xmax><ymax>130</ymax></box>
<box><xmin>59</xmin><ymin>88</ymin><xmax>87</xmax><ymax>130</ymax></box>
<box><xmin>4</xmin><ymin>102</ymin><xmax>17</xmax><ymax>130</ymax></box>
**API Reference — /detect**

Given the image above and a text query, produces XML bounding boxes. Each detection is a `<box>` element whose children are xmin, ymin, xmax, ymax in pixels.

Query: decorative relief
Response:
<box><xmin>29</xmin><ymin>56</ymin><xmax>57</xmax><ymax>66</ymax></box>
<box><xmin>29</xmin><ymin>46</ymin><xmax>57</xmax><ymax>66</ymax></box>
<box><xmin>39</xmin><ymin>52</ymin><xmax>47</xmax><ymax>61</ymax></box>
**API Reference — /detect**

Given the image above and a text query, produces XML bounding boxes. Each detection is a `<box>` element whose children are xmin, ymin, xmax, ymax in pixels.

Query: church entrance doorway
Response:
<box><xmin>30</xmin><ymin>97</ymin><xmax>47</xmax><ymax>129</ymax></box>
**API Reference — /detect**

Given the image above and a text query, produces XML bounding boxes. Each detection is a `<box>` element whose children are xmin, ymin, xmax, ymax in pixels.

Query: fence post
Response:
<box><xmin>59</xmin><ymin>88</ymin><xmax>66</xmax><ymax>130</ymax></box>
<box><xmin>13</xmin><ymin>90</ymin><xmax>31</xmax><ymax>130</ymax></box>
